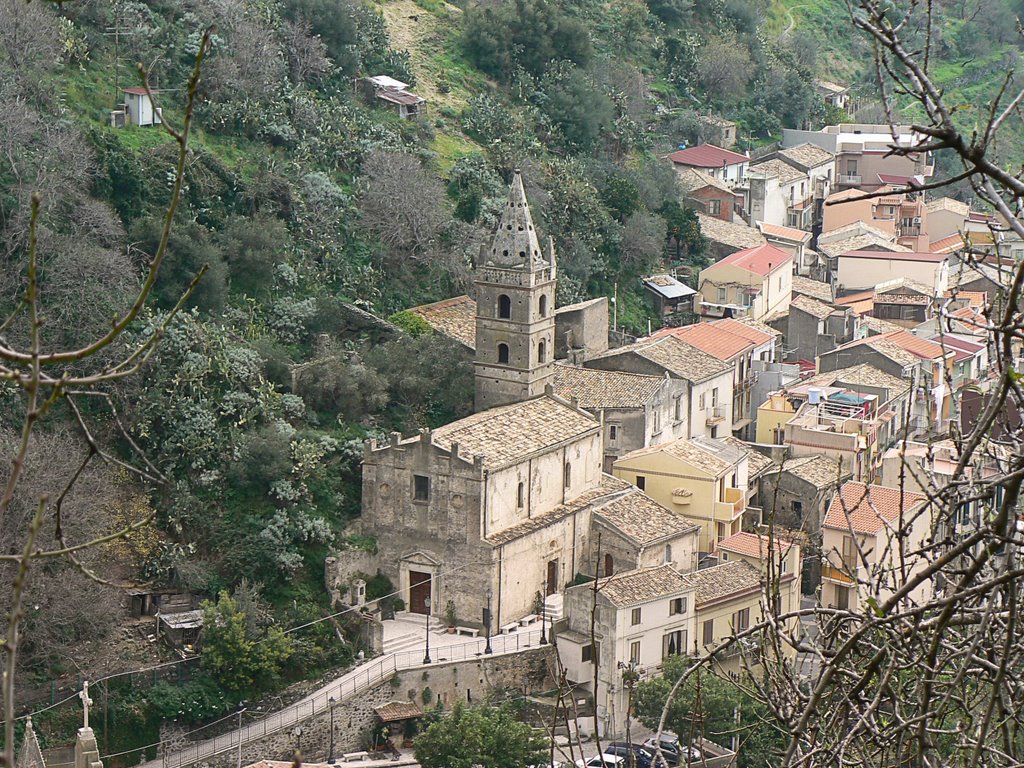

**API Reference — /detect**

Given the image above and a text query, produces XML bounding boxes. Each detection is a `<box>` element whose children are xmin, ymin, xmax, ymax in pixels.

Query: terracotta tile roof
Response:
<box><xmin>803</xmin><ymin>363</ymin><xmax>912</xmax><ymax>398</ymax></box>
<box><xmin>685</xmin><ymin>560</ymin><xmax>762</xmax><ymax>607</ymax></box>
<box><xmin>930</xmin><ymin>234</ymin><xmax>965</xmax><ymax>253</ymax></box>
<box><xmin>617</xmin><ymin>435</ymin><xmax>744</xmax><ymax>478</ymax></box>
<box><xmin>792</xmin><ymin>276</ymin><xmax>835</xmax><ymax>304</ymax></box>
<box><xmin>717</xmin><ymin>435</ymin><xmax>775</xmax><ymax>479</ymax></box>
<box><xmin>791</xmin><ymin>294</ymin><xmax>837</xmax><ymax>320</ymax></box>
<box><xmin>717</xmin><ymin>531</ymin><xmax>791</xmax><ymax>558</ymax></box>
<box><xmin>375</xmin><ymin>701</ymin><xmax>423</xmax><ymax>722</ymax></box>
<box><xmin>588</xmin><ymin>335</ymin><xmax>732</xmax><ymax>383</ymax></box>
<box><xmin>711</xmin><ymin>243</ymin><xmax>793</xmax><ymax>277</ymax></box>
<box><xmin>829</xmin><ymin>335</ymin><xmax>918</xmax><ymax>368</ymax></box>
<box><xmin>930</xmin><ymin>334</ymin><xmax>983</xmax><ymax>362</ymax></box>
<box><xmin>835</xmin><ymin>290</ymin><xmax>874</xmax><ymax>315</ymax></box>
<box><xmin>594</xmin><ymin>489</ymin><xmax>699</xmax><ymax>545</ymax></box>
<box><xmin>594</xmin><ymin>564</ymin><xmax>696</xmax><ymax>608</ymax></box>
<box><xmin>815</xmin><ymin>79</ymin><xmax>848</xmax><ymax>94</ymax></box>
<box><xmin>944</xmin><ymin>290</ymin><xmax>985</xmax><ymax>307</ymax></box>
<box><xmin>817</xmin><ymin>222</ymin><xmax>909</xmax><ymax>259</ymax></box>
<box><xmin>736</xmin><ymin>316</ymin><xmax>784</xmax><ymax>338</ymax></box>
<box><xmin>677</xmin><ymin>167</ymin><xmax>733</xmax><ymax>195</ymax></box>
<box><xmin>925</xmin><ymin>196</ymin><xmax>970</xmax><ymax>216</ymax></box>
<box><xmin>696</xmin><ymin>212</ymin><xmax>767</xmax><ymax>250</ymax></box>
<box><xmin>883</xmin><ymin>330</ymin><xmax>948</xmax><ymax>360</ymax></box>
<box><xmin>759</xmin><ymin>221</ymin><xmax>812</xmax><ymax>243</ymax></box>
<box><xmin>486</xmin><ymin>475</ymin><xmax>632</xmax><ymax>545</ymax></box>
<box><xmin>750</xmin><ymin>157</ymin><xmax>804</xmax><ymax>184</ymax></box>
<box><xmin>776</xmin><ymin>142</ymin><xmax>835</xmax><ymax>169</ymax></box>
<box><xmin>407</xmin><ymin>295</ymin><xmax>477</xmax><ymax>350</ymax></box>
<box><xmin>652</xmin><ymin>321</ymin><xmax>757</xmax><ymax>361</ymax></box>
<box><xmin>860</xmin><ymin>315</ymin><xmax>904</xmax><ymax>335</ymax></box>
<box><xmin>823</xmin><ymin>481</ymin><xmax>928</xmax><ymax>535</ymax></box>
<box><xmin>874</xmin><ymin>277</ymin><xmax>933</xmax><ymax>297</ymax></box>
<box><xmin>554</xmin><ymin>364</ymin><xmax>665</xmax><ymax>410</ymax></box>
<box><xmin>431</xmin><ymin>395</ymin><xmax>599</xmax><ymax>470</ymax></box>
<box><xmin>555</xmin><ymin>297</ymin><xmax>606</xmax><ymax>314</ymax></box>
<box><xmin>840</xmin><ymin>249</ymin><xmax>948</xmax><ymax>264</ymax></box>
<box><xmin>711</xmin><ymin>317</ymin><xmax>775</xmax><ymax>345</ymax></box>
<box><xmin>773</xmin><ymin>455</ymin><xmax>850</xmax><ymax>488</ymax></box>
<box><xmin>667</xmin><ymin>143</ymin><xmax>749</xmax><ymax>168</ymax></box>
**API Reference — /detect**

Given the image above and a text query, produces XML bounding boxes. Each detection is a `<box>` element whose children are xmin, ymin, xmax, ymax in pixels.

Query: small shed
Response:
<box><xmin>374</xmin><ymin>701</ymin><xmax>423</xmax><ymax>740</ymax></box>
<box><xmin>358</xmin><ymin>76</ymin><xmax>425</xmax><ymax>119</ymax></box>
<box><xmin>642</xmin><ymin>274</ymin><xmax>697</xmax><ymax>317</ymax></box>
<box><xmin>122</xmin><ymin>87</ymin><xmax>162</xmax><ymax>127</ymax></box>
<box><xmin>156</xmin><ymin>609</ymin><xmax>203</xmax><ymax>651</ymax></box>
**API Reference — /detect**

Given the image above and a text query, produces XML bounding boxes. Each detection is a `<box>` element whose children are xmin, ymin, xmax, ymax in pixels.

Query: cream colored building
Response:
<box><xmin>717</xmin><ymin>531</ymin><xmax>802</xmax><ymax>639</ymax></box>
<box><xmin>612</xmin><ymin>436</ymin><xmax>750</xmax><ymax>554</ymax></box>
<box><xmin>756</xmin><ymin>392</ymin><xmax>797</xmax><ymax>445</ymax></box>
<box><xmin>820</xmin><ymin>482</ymin><xmax>932</xmax><ymax>612</ymax></box>
<box><xmin>835</xmin><ymin>250</ymin><xmax>949</xmax><ymax>294</ymax></box>
<box><xmin>697</xmin><ymin>243</ymin><xmax>794</xmax><ymax>321</ymax></box>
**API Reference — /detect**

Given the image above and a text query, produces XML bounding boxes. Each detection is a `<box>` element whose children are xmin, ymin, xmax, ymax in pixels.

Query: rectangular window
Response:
<box><xmin>717</xmin><ymin>287</ymin><xmax>727</xmax><ymax>303</ymax></box>
<box><xmin>413</xmin><ymin>475</ymin><xmax>430</xmax><ymax>502</ymax></box>
<box><xmin>792</xmin><ymin>500</ymin><xmax>803</xmax><ymax>516</ymax></box>
<box><xmin>673</xmin><ymin>395</ymin><xmax>682</xmax><ymax>422</ymax></box>
<box><xmin>630</xmin><ymin>641</ymin><xmax>641</xmax><ymax>664</ymax></box>
<box><xmin>582</xmin><ymin>643</ymin><xmax>599</xmax><ymax>663</ymax></box>
<box><xmin>669</xmin><ymin>597</ymin><xmax>687</xmax><ymax>615</ymax></box>
<box><xmin>734</xmin><ymin>607</ymin><xmax>750</xmax><ymax>632</ymax></box>
<box><xmin>652</xmin><ymin>410</ymin><xmax>662</xmax><ymax>433</ymax></box>
<box><xmin>699</xmin><ymin>392</ymin><xmax>706</xmax><ymax>410</ymax></box>
<box><xmin>702</xmin><ymin>619</ymin><xmax>714</xmax><ymax>646</ymax></box>
<box><xmin>631</xmin><ymin>607</ymin><xmax>642</xmax><ymax>625</ymax></box>
<box><xmin>663</xmin><ymin>630</ymin><xmax>685</xmax><ymax>659</ymax></box>
<box><xmin>636</xmin><ymin>475</ymin><xmax>646</xmax><ymax>491</ymax></box>
<box><xmin>712</xmin><ymin>387</ymin><xmax>719</xmax><ymax>407</ymax></box>
<box><xmin>609</xmin><ymin>425</ymin><xmax>618</xmax><ymax>442</ymax></box>
<box><xmin>708</xmin><ymin>199</ymin><xmax>721</xmax><ymax>215</ymax></box>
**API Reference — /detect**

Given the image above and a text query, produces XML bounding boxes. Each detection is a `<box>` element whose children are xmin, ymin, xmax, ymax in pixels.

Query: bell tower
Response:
<box><xmin>474</xmin><ymin>170</ymin><xmax>557</xmax><ymax>412</ymax></box>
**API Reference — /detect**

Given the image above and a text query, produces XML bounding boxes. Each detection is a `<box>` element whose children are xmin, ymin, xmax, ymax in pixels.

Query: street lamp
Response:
<box><xmin>328</xmin><ymin>696</ymin><xmax>336</xmax><ymax>764</ymax></box>
<box><xmin>236</xmin><ymin>701</ymin><xmax>247</xmax><ymax>768</ymax></box>
<box><xmin>423</xmin><ymin>596</ymin><xmax>432</xmax><ymax>664</ymax></box>
<box><xmin>483</xmin><ymin>589</ymin><xmax>493</xmax><ymax>654</ymax></box>
<box><xmin>539</xmin><ymin>574</ymin><xmax>548</xmax><ymax>645</ymax></box>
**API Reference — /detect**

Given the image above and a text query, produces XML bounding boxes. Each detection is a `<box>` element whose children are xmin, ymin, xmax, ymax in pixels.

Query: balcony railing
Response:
<box><xmin>821</xmin><ymin>563</ymin><xmax>855</xmax><ymax>584</ymax></box>
<box><xmin>722</xmin><ymin>486</ymin><xmax>746</xmax><ymax>513</ymax></box>
<box><xmin>839</xmin><ymin>174</ymin><xmax>862</xmax><ymax>185</ymax></box>
<box><xmin>706</xmin><ymin>405</ymin><xmax>726</xmax><ymax>425</ymax></box>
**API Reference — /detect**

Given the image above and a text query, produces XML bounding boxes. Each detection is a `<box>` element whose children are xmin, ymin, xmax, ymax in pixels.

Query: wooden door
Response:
<box><xmin>409</xmin><ymin>571</ymin><xmax>431</xmax><ymax>614</ymax></box>
<box><xmin>546</xmin><ymin>560</ymin><xmax>558</xmax><ymax>595</ymax></box>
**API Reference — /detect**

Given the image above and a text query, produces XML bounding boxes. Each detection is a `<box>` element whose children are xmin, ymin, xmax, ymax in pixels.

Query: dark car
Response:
<box><xmin>605</xmin><ymin>742</ymin><xmax>655</xmax><ymax>768</ymax></box>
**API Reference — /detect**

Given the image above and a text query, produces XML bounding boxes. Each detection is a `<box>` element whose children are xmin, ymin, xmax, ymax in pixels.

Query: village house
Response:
<box><xmin>357</xmin><ymin>75</ymin><xmax>425</xmax><ymax>119</ymax></box>
<box><xmin>793</xmin><ymin>275</ymin><xmax>836</xmax><ymax>304</ymax></box>
<box><xmin>716</xmin><ymin>532</ymin><xmax>802</xmax><ymax>627</ymax></box>
<box><xmin>641</xmin><ymin>273</ymin><xmax>697</xmax><ymax>318</ymax></box>
<box><xmin>758</xmin><ymin>222</ymin><xmax>815</xmax><ymax>275</ymax></box>
<box><xmin>745</xmin><ymin>143</ymin><xmax>834</xmax><ymax>231</ymax></box>
<box><xmin>678</xmin><ymin>168</ymin><xmax>740</xmax><ymax>222</ymax></box>
<box><xmin>782</xmin><ymin>123</ymin><xmax>934</xmax><ymax>192</ymax></box>
<box><xmin>612</xmin><ymin>435</ymin><xmax>751</xmax><ymax>555</ymax></box>
<box><xmin>820</xmin><ymin>482</ymin><xmax>932</xmax><ymax>613</ymax></box>
<box><xmin>584</xmin><ymin>334</ymin><xmax>736</xmax><ymax>440</ymax></box>
<box><xmin>696</xmin><ymin>243</ymin><xmax>794</xmax><ymax>322</ymax></box>
<box><xmin>653</xmin><ymin>318</ymin><xmax>777</xmax><ymax>439</ymax></box>
<box><xmin>925</xmin><ymin>196</ymin><xmax>971</xmax><ymax>241</ymax></box>
<box><xmin>816</xmin><ymin>221</ymin><xmax>909</xmax><ymax>284</ymax></box>
<box><xmin>696</xmin><ymin>212</ymin><xmax>767</xmax><ymax>260</ymax></box>
<box><xmin>120</xmin><ymin>87</ymin><xmax>162</xmax><ymax>127</ymax></box>
<box><xmin>697</xmin><ymin>114</ymin><xmax>738</xmax><ymax>148</ymax></box>
<box><xmin>870</xmin><ymin>278</ymin><xmax>937</xmax><ymax>328</ymax></box>
<box><xmin>783</xmin><ymin>294</ymin><xmax>858</xmax><ymax>365</ymax></box>
<box><xmin>667</xmin><ymin>143</ymin><xmax>750</xmax><ymax>185</ymax></box>
<box><xmin>822</xmin><ymin>186</ymin><xmax>929</xmax><ymax>251</ymax></box>
<box><xmin>554</xmin><ymin>363</ymin><xmax>687</xmax><ymax>471</ymax></box>
<box><xmin>835</xmin><ymin>249</ymin><xmax>950</xmax><ymax>295</ymax></box>
<box><xmin>814</xmin><ymin>79</ymin><xmax>851</xmax><ymax>111</ymax></box>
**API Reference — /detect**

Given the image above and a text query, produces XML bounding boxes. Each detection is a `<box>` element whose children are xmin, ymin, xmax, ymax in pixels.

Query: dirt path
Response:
<box><xmin>379</xmin><ymin>0</ymin><xmax>467</xmax><ymax>109</ymax></box>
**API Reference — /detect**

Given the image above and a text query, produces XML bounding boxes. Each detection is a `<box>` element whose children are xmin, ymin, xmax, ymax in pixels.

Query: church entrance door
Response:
<box><xmin>409</xmin><ymin>571</ymin><xmax>432</xmax><ymax>614</ymax></box>
<box><xmin>546</xmin><ymin>560</ymin><xmax>558</xmax><ymax>596</ymax></box>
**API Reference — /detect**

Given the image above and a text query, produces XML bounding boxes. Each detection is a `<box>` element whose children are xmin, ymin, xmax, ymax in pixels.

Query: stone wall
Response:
<box><xmin>196</xmin><ymin>647</ymin><xmax>556</xmax><ymax>767</ymax></box>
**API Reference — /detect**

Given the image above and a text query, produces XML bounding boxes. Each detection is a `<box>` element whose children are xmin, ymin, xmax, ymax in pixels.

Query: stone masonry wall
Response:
<box><xmin>197</xmin><ymin>647</ymin><xmax>556</xmax><ymax>767</ymax></box>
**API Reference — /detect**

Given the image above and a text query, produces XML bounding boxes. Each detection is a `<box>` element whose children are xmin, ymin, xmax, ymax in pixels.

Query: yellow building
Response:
<box><xmin>755</xmin><ymin>392</ymin><xmax>796</xmax><ymax>445</ymax></box>
<box><xmin>717</xmin><ymin>531</ymin><xmax>802</xmax><ymax>643</ymax></box>
<box><xmin>696</xmin><ymin>243</ymin><xmax>793</xmax><ymax>321</ymax></box>
<box><xmin>612</xmin><ymin>436</ymin><xmax>749</xmax><ymax>554</ymax></box>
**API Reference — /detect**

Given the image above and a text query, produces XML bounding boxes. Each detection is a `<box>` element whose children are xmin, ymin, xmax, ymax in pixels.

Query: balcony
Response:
<box><xmin>838</xmin><ymin>174</ymin><xmax>862</xmax><ymax>185</ymax></box>
<box><xmin>899</xmin><ymin>225</ymin><xmax>922</xmax><ymax>238</ymax></box>
<box><xmin>713</xmin><ymin>487</ymin><xmax>746</xmax><ymax>519</ymax></box>
<box><xmin>821</xmin><ymin>563</ymin><xmax>855</xmax><ymax>584</ymax></box>
<box><xmin>706</xmin><ymin>405</ymin><xmax>726</xmax><ymax>425</ymax></box>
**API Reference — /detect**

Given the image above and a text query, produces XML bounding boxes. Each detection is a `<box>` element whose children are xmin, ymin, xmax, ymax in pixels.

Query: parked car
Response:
<box><xmin>605</xmin><ymin>742</ymin><xmax>655</xmax><ymax>768</ymax></box>
<box><xmin>642</xmin><ymin>734</ymin><xmax>680</xmax><ymax>766</ymax></box>
<box><xmin>576</xmin><ymin>755</ymin><xmax>627</xmax><ymax>768</ymax></box>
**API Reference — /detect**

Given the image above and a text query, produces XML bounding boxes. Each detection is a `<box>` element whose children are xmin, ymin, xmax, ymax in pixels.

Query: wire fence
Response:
<box><xmin>156</xmin><ymin>629</ymin><xmax>544</xmax><ymax>768</ymax></box>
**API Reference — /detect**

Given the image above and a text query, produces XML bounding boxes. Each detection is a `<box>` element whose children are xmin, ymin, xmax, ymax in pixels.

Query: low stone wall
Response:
<box><xmin>197</xmin><ymin>646</ymin><xmax>556</xmax><ymax>767</ymax></box>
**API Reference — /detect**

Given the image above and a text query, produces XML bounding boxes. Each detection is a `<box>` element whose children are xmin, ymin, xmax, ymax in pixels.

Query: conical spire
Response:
<box><xmin>17</xmin><ymin>718</ymin><xmax>46</xmax><ymax>768</ymax></box>
<box><xmin>485</xmin><ymin>170</ymin><xmax>545</xmax><ymax>270</ymax></box>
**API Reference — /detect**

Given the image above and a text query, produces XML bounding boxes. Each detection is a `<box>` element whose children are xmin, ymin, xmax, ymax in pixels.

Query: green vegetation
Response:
<box><xmin>413</xmin><ymin>703</ymin><xmax>549</xmax><ymax>768</ymax></box>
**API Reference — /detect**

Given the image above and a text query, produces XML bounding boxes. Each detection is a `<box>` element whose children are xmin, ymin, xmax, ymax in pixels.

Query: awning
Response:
<box><xmin>374</xmin><ymin>701</ymin><xmax>424</xmax><ymax>723</ymax></box>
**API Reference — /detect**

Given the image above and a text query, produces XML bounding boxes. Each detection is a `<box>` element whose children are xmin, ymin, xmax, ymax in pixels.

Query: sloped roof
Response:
<box><xmin>594</xmin><ymin>489</ymin><xmax>699</xmax><ymax>545</ymax></box>
<box><xmin>840</xmin><ymin>249</ymin><xmax>948</xmax><ymax>264</ymax></box>
<box><xmin>791</xmin><ymin>294</ymin><xmax>837</xmax><ymax>320</ymax></box>
<box><xmin>823</xmin><ymin>481</ymin><xmax>928</xmax><ymax>535</ymax></box>
<box><xmin>711</xmin><ymin>317</ymin><xmax>775</xmax><ymax>345</ymax></box>
<box><xmin>710</xmin><ymin>243</ymin><xmax>793</xmax><ymax>277</ymax></box>
<box><xmin>777</xmin><ymin>142</ymin><xmax>835</xmax><ymax>169</ymax></box>
<box><xmin>685</xmin><ymin>560</ymin><xmax>762</xmax><ymax>606</ymax></box>
<box><xmin>668</xmin><ymin>143</ymin><xmax>749</xmax><ymax>168</ymax></box>
<box><xmin>554</xmin><ymin>364</ymin><xmax>665</xmax><ymax>410</ymax></box>
<box><xmin>595</xmin><ymin>564</ymin><xmax>696</xmax><ymax>608</ymax></box>
<box><xmin>482</xmin><ymin>170</ymin><xmax>547</xmax><ymax>271</ymax></box>
<box><xmin>815</xmin><ymin>79</ymin><xmax>848</xmax><ymax>94</ymax></box>
<box><xmin>375</xmin><ymin>701</ymin><xmax>423</xmax><ymax>722</ymax></box>
<box><xmin>407</xmin><ymin>295</ymin><xmax>477</xmax><ymax>350</ymax></box>
<box><xmin>792</xmin><ymin>275</ymin><xmax>835</xmax><ymax>304</ymax></box>
<box><xmin>677</xmin><ymin>167</ymin><xmax>733</xmax><ymax>195</ymax></box>
<box><xmin>588</xmin><ymin>335</ymin><xmax>732</xmax><ymax>383</ymax></box>
<box><xmin>874</xmin><ymin>277</ymin><xmax>934</xmax><ymax>297</ymax></box>
<box><xmin>617</xmin><ymin>435</ymin><xmax>745</xmax><ymax>477</ymax></box>
<box><xmin>774</xmin><ymin>455</ymin><xmax>850</xmax><ymax>488</ymax></box>
<box><xmin>930</xmin><ymin>234</ymin><xmax>965</xmax><ymax>253</ymax></box>
<box><xmin>750</xmin><ymin>157</ymin><xmax>804</xmax><ymax>184</ymax></box>
<box><xmin>717</xmin><ymin>435</ymin><xmax>775</xmax><ymax>479</ymax></box>
<box><xmin>717</xmin><ymin>531</ymin><xmax>791</xmax><ymax>558</ymax></box>
<box><xmin>759</xmin><ymin>221</ymin><xmax>812</xmax><ymax>243</ymax></box>
<box><xmin>653</xmin><ymin>321</ymin><xmax>758</xmax><ymax>361</ymax></box>
<box><xmin>925</xmin><ymin>196</ymin><xmax>970</xmax><ymax>216</ymax></box>
<box><xmin>430</xmin><ymin>395</ymin><xmax>599</xmax><ymax>470</ymax></box>
<box><xmin>828</xmin><ymin>335</ymin><xmax>918</xmax><ymax>368</ymax></box>
<box><xmin>696</xmin><ymin>212</ymin><xmax>767</xmax><ymax>250</ymax></box>
<box><xmin>737</xmin><ymin>316</ymin><xmax>784</xmax><ymax>338</ymax></box>
<box><xmin>643</xmin><ymin>273</ymin><xmax>697</xmax><ymax>299</ymax></box>
<box><xmin>377</xmin><ymin>89</ymin><xmax>424</xmax><ymax>106</ymax></box>
<box><xmin>804</xmin><ymin>363</ymin><xmax>912</xmax><ymax>398</ymax></box>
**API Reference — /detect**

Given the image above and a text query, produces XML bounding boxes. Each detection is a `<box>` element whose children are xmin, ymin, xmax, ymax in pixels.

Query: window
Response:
<box><xmin>800</xmin><ymin>181</ymin><xmax>806</xmax><ymax>197</ymax></box>
<box><xmin>733</xmin><ymin>607</ymin><xmax>750</xmax><ymax>632</ymax></box>
<box><xmin>636</xmin><ymin>475</ymin><xmax>646</xmax><ymax>491</ymax></box>
<box><xmin>835</xmin><ymin>586</ymin><xmax>849</xmax><ymax>611</ymax></box>
<box><xmin>699</xmin><ymin>392</ymin><xmax>706</xmax><ymax>410</ymax></box>
<box><xmin>497</xmin><ymin>343</ymin><xmax>510</xmax><ymax>364</ymax></box>
<box><xmin>847</xmin><ymin>160</ymin><xmax>858</xmax><ymax>176</ymax></box>
<box><xmin>717</xmin><ymin>287</ymin><xmax>727</xmax><ymax>303</ymax></box>
<box><xmin>631</xmin><ymin>608</ymin><xmax>642</xmax><ymax>626</ymax></box>
<box><xmin>670</xmin><ymin>596</ymin><xmax>687</xmax><ymax>615</ymax></box>
<box><xmin>497</xmin><ymin>294</ymin><xmax>511</xmax><ymax>319</ymax></box>
<box><xmin>564</xmin><ymin>462</ymin><xmax>572</xmax><ymax>489</ymax></box>
<box><xmin>652</xmin><ymin>409</ymin><xmax>662</xmax><ymax>433</ymax></box>
<box><xmin>609</xmin><ymin>425</ymin><xmax>618</xmax><ymax>442</ymax></box>
<box><xmin>663</xmin><ymin>630</ymin><xmax>686</xmax><ymax>659</ymax></box>
<box><xmin>604</xmin><ymin>553</ymin><xmax>614</xmax><ymax>577</ymax></box>
<box><xmin>664</xmin><ymin>544</ymin><xmax>672</xmax><ymax>564</ymax></box>
<box><xmin>735</xmin><ymin>288</ymin><xmax>745</xmax><ymax>305</ymax></box>
<box><xmin>712</xmin><ymin>387</ymin><xmax>719</xmax><ymax>407</ymax></box>
<box><xmin>702</xmin><ymin>619</ymin><xmax>714</xmax><ymax>646</ymax></box>
<box><xmin>708</xmin><ymin>199</ymin><xmax>721</xmax><ymax>215</ymax></box>
<box><xmin>582</xmin><ymin>643</ymin><xmax>599</xmax><ymax>663</ymax></box>
<box><xmin>673</xmin><ymin>395</ymin><xmax>682</xmax><ymax>422</ymax></box>
<box><xmin>517</xmin><ymin>482</ymin><xmax>525</xmax><ymax>509</ymax></box>
<box><xmin>630</xmin><ymin>641</ymin><xmax>641</xmax><ymax>664</ymax></box>
<box><xmin>792</xmin><ymin>500</ymin><xmax>803</xmax><ymax>517</ymax></box>
<box><xmin>539</xmin><ymin>294</ymin><xmax>548</xmax><ymax>317</ymax></box>
<box><xmin>778</xmin><ymin>276</ymin><xmax>783</xmax><ymax>291</ymax></box>
<box><xmin>413</xmin><ymin>475</ymin><xmax>430</xmax><ymax>502</ymax></box>
<box><xmin>538</xmin><ymin>339</ymin><xmax>547</xmax><ymax>363</ymax></box>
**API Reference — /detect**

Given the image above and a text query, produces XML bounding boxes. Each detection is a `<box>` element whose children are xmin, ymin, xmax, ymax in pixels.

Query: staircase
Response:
<box><xmin>543</xmin><ymin>593</ymin><xmax>564</xmax><ymax>623</ymax></box>
<box><xmin>382</xmin><ymin>612</ymin><xmax>445</xmax><ymax>654</ymax></box>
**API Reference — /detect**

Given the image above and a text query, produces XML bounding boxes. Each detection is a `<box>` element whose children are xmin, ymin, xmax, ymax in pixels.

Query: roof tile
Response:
<box><xmin>823</xmin><ymin>481</ymin><xmax>928</xmax><ymax>535</ymax></box>
<box><xmin>668</xmin><ymin>143</ymin><xmax>749</xmax><ymax>168</ymax></box>
<box><xmin>554</xmin><ymin>364</ymin><xmax>665</xmax><ymax>410</ymax></box>
<box><xmin>594</xmin><ymin>489</ymin><xmax>699</xmax><ymax>545</ymax></box>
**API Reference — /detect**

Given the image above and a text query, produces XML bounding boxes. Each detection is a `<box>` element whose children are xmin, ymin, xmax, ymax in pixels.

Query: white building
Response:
<box><xmin>122</xmin><ymin>87</ymin><xmax>162</xmax><ymax>127</ymax></box>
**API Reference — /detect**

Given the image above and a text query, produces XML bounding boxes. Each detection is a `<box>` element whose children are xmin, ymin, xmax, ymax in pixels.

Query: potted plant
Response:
<box><xmin>444</xmin><ymin>599</ymin><xmax>457</xmax><ymax>633</ymax></box>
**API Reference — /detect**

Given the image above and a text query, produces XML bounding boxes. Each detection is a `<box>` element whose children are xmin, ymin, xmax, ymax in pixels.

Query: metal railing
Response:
<box><xmin>838</xmin><ymin>174</ymin><xmax>862</xmax><ymax>185</ymax></box>
<box><xmin>159</xmin><ymin>630</ymin><xmax>544</xmax><ymax>768</ymax></box>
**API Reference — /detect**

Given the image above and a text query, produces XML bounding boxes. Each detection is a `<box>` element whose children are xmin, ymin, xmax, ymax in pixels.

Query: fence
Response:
<box><xmin>158</xmin><ymin>629</ymin><xmax>544</xmax><ymax>768</ymax></box>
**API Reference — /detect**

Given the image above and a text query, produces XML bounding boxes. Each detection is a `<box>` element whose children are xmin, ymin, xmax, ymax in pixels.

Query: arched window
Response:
<box><xmin>498</xmin><ymin>294</ymin><xmax>511</xmax><ymax>319</ymax></box>
<box><xmin>517</xmin><ymin>482</ymin><xmax>525</xmax><ymax>509</ymax></box>
<box><xmin>538</xmin><ymin>339</ymin><xmax>547</xmax><ymax>364</ymax></box>
<box><xmin>539</xmin><ymin>294</ymin><xmax>549</xmax><ymax>317</ymax></box>
<box><xmin>497</xmin><ymin>343</ymin><xmax>510</xmax><ymax>364</ymax></box>
<box><xmin>604</xmin><ymin>553</ymin><xmax>614</xmax><ymax>577</ymax></box>
<box><xmin>563</xmin><ymin>461</ymin><xmax>571</xmax><ymax>489</ymax></box>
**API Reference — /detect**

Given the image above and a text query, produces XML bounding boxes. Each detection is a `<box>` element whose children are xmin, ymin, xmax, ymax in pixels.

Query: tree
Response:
<box><xmin>199</xmin><ymin>591</ymin><xmax>293</xmax><ymax>697</ymax></box>
<box><xmin>219</xmin><ymin>214</ymin><xmax>291</xmax><ymax>297</ymax></box>
<box><xmin>413</xmin><ymin>703</ymin><xmax>549</xmax><ymax>768</ymax></box>
<box><xmin>694</xmin><ymin>37</ymin><xmax>752</xmax><ymax>103</ymax></box>
<box><xmin>618</xmin><ymin>211</ymin><xmax>664</xmax><ymax>272</ymax></box>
